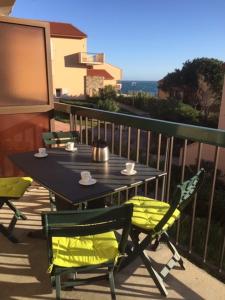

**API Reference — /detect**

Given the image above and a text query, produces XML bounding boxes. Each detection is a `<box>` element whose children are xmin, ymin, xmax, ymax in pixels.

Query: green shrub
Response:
<box><xmin>96</xmin><ymin>99</ymin><xmax>119</xmax><ymax>112</ymax></box>
<box><xmin>99</xmin><ymin>85</ymin><xmax>117</xmax><ymax>100</ymax></box>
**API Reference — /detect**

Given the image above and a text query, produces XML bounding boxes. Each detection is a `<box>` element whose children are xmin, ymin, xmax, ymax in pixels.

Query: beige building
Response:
<box><xmin>49</xmin><ymin>22</ymin><xmax>122</xmax><ymax>99</ymax></box>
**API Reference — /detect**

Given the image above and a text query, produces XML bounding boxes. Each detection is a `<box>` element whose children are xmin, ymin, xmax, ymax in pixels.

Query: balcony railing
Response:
<box><xmin>78</xmin><ymin>52</ymin><xmax>104</xmax><ymax>64</ymax></box>
<box><xmin>54</xmin><ymin>102</ymin><xmax>225</xmax><ymax>281</ymax></box>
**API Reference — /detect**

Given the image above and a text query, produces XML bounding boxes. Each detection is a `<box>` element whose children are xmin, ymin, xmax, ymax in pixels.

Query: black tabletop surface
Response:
<box><xmin>10</xmin><ymin>144</ymin><xmax>166</xmax><ymax>205</ymax></box>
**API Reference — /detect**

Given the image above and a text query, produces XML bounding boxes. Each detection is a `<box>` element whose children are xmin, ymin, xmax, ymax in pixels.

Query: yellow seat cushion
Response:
<box><xmin>0</xmin><ymin>177</ymin><xmax>33</xmax><ymax>198</ymax></box>
<box><xmin>52</xmin><ymin>231</ymin><xmax>119</xmax><ymax>268</ymax></box>
<box><xmin>126</xmin><ymin>196</ymin><xmax>180</xmax><ymax>231</ymax></box>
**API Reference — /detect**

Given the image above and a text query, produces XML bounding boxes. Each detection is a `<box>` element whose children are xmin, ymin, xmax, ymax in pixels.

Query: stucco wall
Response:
<box><xmin>51</xmin><ymin>37</ymin><xmax>87</xmax><ymax>98</ymax></box>
<box><xmin>218</xmin><ymin>75</ymin><xmax>225</xmax><ymax>129</ymax></box>
<box><xmin>86</xmin><ymin>76</ymin><xmax>104</xmax><ymax>96</ymax></box>
<box><xmin>94</xmin><ymin>62</ymin><xmax>122</xmax><ymax>84</ymax></box>
<box><xmin>158</xmin><ymin>88</ymin><xmax>169</xmax><ymax>99</ymax></box>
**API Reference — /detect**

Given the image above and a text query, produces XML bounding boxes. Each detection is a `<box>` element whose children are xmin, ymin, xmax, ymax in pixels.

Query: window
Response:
<box><xmin>55</xmin><ymin>88</ymin><xmax>62</xmax><ymax>98</ymax></box>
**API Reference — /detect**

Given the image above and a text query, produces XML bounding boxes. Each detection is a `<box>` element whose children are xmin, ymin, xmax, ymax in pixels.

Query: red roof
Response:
<box><xmin>49</xmin><ymin>22</ymin><xmax>87</xmax><ymax>39</ymax></box>
<box><xmin>87</xmin><ymin>69</ymin><xmax>114</xmax><ymax>80</ymax></box>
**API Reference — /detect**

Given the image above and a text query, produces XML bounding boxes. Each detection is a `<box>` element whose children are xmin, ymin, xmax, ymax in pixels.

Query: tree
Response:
<box><xmin>159</xmin><ymin>58</ymin><xmax>225</xmax><ymax>125</ymax></box>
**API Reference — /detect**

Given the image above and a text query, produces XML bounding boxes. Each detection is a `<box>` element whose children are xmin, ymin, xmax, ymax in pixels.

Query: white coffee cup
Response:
<box><xmin>66</xmin><ymin>142</ymin><xmax>75</xmax><ymax>151</ymax></box>
<box><xmin>126</xmin><ymin>162</ymin><xmax>135</xmax><ymax>174</ymax></box>
<box><xmin>38</xmin><ymin>147</ymin><xmax>46</xmax><ymax>155</ymax></box>
<box><xmin>81</xmin><ymin>171</ymin><xmax>91</xmax><ymax>182</ymax></box>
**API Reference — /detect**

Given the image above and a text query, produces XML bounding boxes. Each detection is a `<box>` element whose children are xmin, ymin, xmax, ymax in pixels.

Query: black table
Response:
<box><xmin>10</xmin><ymin>144</ymin><xmax>166</xmax><ymax>207</ymax></box>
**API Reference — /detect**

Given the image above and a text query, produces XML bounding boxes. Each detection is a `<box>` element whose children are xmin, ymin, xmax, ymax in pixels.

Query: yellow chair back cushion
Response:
<box><xmin>126</xmin><ymin>196</ymin><xmax>180</xmax><ymax>231</ymax></box>
<box><xmin>0</xmin><ymin>177</ymin><xmax>32</xmax><ymax>198</ymax></box>
<box><xmin>52</xmin><ymin>231</ymin><xmax>119</xmax><ymax>268</ymax></box>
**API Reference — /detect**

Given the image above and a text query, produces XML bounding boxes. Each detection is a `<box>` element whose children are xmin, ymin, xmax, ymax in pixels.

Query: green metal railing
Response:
<box><xmin>54</xmin><ymin>102</ymin><xmax>225</xmax><ymax>280</ymax></box>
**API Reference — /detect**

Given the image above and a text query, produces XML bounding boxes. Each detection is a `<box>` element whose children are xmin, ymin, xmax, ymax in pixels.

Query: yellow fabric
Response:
<box><xmin>52</xmin><ymin>231</ymin><xmax>119</xmax><ymax>268</ymax></box>
<box><xmin>126</xmin><ymin>196</ymin><xmax>180</xmax><ymax>231</ymax></box>
<box><xmin>0</xmin><ymin>177</ymin><xmax>33</xmax><ymax>198</ymax></box>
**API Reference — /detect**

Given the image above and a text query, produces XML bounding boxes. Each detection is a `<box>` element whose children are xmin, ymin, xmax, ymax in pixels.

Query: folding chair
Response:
<box><xmin>0</xmin><ymin>177</ymin><xmax>33</xmax><ymax>243</ymax></box>
<box><xmin>42</xmin><ymin>131</ymin><xmax>80</xmax><ymax>210</ymax></box>
<box><xmin>42</xmin><ymin>131</ymin><xmax>80</xmax><ymax>147</ymax></box>
<box><xmin>122</xmin><ymin>168</ymin><xmax>205</xmax><ymax>296</ymax></box>
<box><xmin>42</xmin><ymin>203</ymin><xmax>133</xmax><ymax>300</ymax></box>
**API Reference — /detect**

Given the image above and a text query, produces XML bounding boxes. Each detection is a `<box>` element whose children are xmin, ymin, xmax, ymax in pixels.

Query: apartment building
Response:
<box><xmin>49</xmin><ymin>22</ymin><xmax>122</xmax><ymax>99</ymax></box>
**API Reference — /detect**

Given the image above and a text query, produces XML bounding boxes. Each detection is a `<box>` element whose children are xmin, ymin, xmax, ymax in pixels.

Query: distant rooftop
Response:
<box><xmin>87</xmin><ymin>69</ymin><xmax>114</xmax><ymax>80</ymax></box>
<box><xmin>49</xmin><ymin>21</ymin><xmax>87</xmax><ymax>39</ymax></box>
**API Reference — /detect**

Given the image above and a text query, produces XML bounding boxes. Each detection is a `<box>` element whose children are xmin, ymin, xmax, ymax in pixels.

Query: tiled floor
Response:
<box><xmin>0</xmin><ymin>187</ymin><xmax>224</xmax><ymax>300</ymax></box>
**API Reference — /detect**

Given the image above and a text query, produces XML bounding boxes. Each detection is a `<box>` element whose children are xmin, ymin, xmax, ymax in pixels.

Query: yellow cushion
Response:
<box><xmin>0</xmin><ymin>177</ymin><xmax>33</xmax><ymax>198</ymax></box>
<box><xmin>52</xmin><ymin>231</ymin><xmax>119</xmax><ymax>268</ymax></box>
<box><xmin>126</xmin><ymin>196</ymin><xmax>180</xmax><ymax>231</ymax></box>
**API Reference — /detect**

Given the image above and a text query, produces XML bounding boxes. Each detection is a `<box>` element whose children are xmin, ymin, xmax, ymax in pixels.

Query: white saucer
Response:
<box><xmin>121</xmin><ymin>169</ymin><xmax>137</xmax><ymax>176</ymax></box>
<box><xmin>79</xmin><ymin>178</ymin><xmax>97</xmax><ymax>186</ymax></box>
<box><xmin>65</xmin><ymin>147</ymin><xmax>77</xmax><ymax>152</ymax></box>
<box><xmin>34</xmin><ymin>153</ymin><xmax>48</xmax><ymax>158</ymax></box>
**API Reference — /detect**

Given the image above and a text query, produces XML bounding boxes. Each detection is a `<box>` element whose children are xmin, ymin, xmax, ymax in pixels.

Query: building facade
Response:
<box><xmin>49</xmin><ymin>22</ymin><xmax>122</xmax><ymax>99</ymax></box>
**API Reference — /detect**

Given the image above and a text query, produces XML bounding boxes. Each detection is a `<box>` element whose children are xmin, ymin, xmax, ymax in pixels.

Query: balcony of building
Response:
<box><xmin>78</xmin><ymin>52</ymin><xmax>105</xmax><ymax>65</ymax></box>
<box><xmin>1</xmin><ymin>101</ymin><xmax>225</xmax><ymax>299</ymax></box>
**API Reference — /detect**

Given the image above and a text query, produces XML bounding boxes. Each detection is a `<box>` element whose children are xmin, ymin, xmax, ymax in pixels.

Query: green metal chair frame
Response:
<box><xmin>0</xmin><ymin>177</ymin><xmax>32</xmax><ymax>243</ymax></box>
<box><xmin>42</xmin><ymin>131</ymin><xmax>80</xmax><ymax>210</ymax></box>
<box><xmin>121</xmin><ymin>168</ymin><xmax>205</xmax><ymax>296</ymax></box>
<box><xmin>0</xmin><ymin>197</ymin><xmax>27</xmax><ymax>243</ymax></box>
<box><xmin>42</xmin><ymin>131</ymin><xmax>80</xmax><ymax>147</ymax></box>
<box><xmin>42</xmin><ymin>203</ymin><xmax>133</xmax><ymax>300</ymax></box>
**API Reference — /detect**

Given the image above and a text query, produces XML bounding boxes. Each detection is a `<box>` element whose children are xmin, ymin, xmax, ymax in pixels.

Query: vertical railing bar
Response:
<box><xmin>69</xmin><ymin>113</ymin><xmax>74</xmax><ymax>131</ymax></box>
<box><xmin>74</xmin><ymin>114</ymin><xmax>77</xmax><ymax>131</ymax></box>
<box><xmin>125</xmin><ymin>189</ymin><xmax>129</xmax><ymax>201</ymax></box>
<box><xmin>203</xmin><ymin>146</ymin><xmax>220</xmax><ymax>262</ymax></box>
<box><xmin>180</xmin><ymin>139</ymin><xmax>188</xmax><ymax>183</ymax></box>
<box><xmin>97</xmin><ymin>120</ymin><xmax>100</xmax><ymax>140</ymax></box>
<box><xmin>219</xmin><ymin>234</ymin><xmax>225</xmax><ymax>272</ymax></box>
<box><xmin>189</xmin><ymin>142</ymin><xmax>203</xmax><ymax>253</ymax></box>
<box><xmin>135</xmin><ymin>186</ymin><xmax>138</xmax><ymax>195</ymax></box>
<box><xmin>104</xmin><ymin>121</ymin><xmax>107</xmax><ymax>141</ymax></box>
<box><xmin>166</xmin><ymin>136</ymin><xmax>174</xmax><ymax>202</ymax></box>
<box><xmin>144</xmin><ymin>182</ymin><xmax>148</xmax><ymax>196</ymax></box>
<box><xmin>144</xmin><ymin>131</ymin><xmax>151</xmax><ymax>196</ymax></box>
<box><xmin>111</xmin><ymin>123</ymin><xmax>115</xmax><ymax>154</ymax></box>
<box><xmin>136</xmin><ymin>129</ymin><xmax>140</xmax><ymax>163</ymax></box>
<box><xmin>146</xmin><ymin>131</ymin><xmax>151</xmax><ymax>166</ymax></box>
<box><xmin>119</xmin><ymin>125</ymin><xmax>123</xmax><ymax>156</ymax></box>
<box><xmin>79</xmin><ymin>116</ymin><xmax>83</xmax><ymax>144</ymax></box>
<box><xmin>127</xmin><ymin>126</ymin><xmax>131</xmax><ymax>160</ymax></box>
<box><xmin>117</xmin><ymin>191</ymin><xmax>121</xmax><ymax>205</ymax></box>
<box><xmin>91</xmin><ymin>119</ymin><xmax>94</xmax><ymax>142</ymax></box>
<box><xmin>176</xmin><ymin>139</ymin><xmax>188</xmax><ymax>245</ymax></box>
<box><xmin>110</xmin><ymin>194</ymin><xmax>113</xmax><ymax>206</ymax></box>
<box><xmin>161</xmin><ymin>137</ymin><xmax>170</xmax><ymax>201</ymax></box>
<box><xmin>156</xmin><ymin>134</ymin><xmax>162</xmax><ymax>170</ymax></box>
<box><xmin>85</xmin><ymin>117</ymin><xmax>88</xmax><ymax>144</ymax></box>
<box><xmin>154</xmin><ymin>133</ymin><xmax>162</xmax><ymax>199</ymax></box>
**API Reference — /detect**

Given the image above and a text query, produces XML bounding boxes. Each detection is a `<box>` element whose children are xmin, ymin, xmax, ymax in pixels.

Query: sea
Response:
<box><xmin>120</xmin><ymin>80</ymin><xmax>158</xmax><ymax>96</ymax></box>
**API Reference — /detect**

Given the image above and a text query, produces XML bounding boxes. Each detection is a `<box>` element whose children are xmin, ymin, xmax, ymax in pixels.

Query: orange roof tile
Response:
<box><xmin>49</xmin><ymin>22</ymin><xmax>87</xmax><ymax>39</ymax></box>
<box><xmin>87</xmin><ymin>69</ymin><xmax>114</xmax><ymax>80</ymax></box>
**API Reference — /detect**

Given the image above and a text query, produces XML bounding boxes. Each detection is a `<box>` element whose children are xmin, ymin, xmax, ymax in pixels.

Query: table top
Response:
<box><xmin>10</xmin><ymin>144</ymin><xmax>166</xmax><ymax>205</ymax></box>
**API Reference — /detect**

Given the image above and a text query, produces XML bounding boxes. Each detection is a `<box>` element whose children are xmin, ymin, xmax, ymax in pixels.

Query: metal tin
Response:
<box><xmin>92</xmin><ymin>140</ymin><xmax>109</xmax><ymax>162</ymax></box>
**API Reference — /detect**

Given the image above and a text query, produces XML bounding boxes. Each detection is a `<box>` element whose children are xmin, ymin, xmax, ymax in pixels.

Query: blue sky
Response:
<box><xmin>12</xmin><ymin>0</ymin><xmax>225</xmax><ymax>81</ymax></box>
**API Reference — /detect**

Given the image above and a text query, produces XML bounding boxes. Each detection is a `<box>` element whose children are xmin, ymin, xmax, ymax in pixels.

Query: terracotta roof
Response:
<box><xmin>87</xmin><ymin>69</ymin><xmax>114</xmax><ymax>80</ymax></box>
<box><xmin>49</xmin><ymin>22</ymin><xmax>87</xmax><ymax>39</ymax></box>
